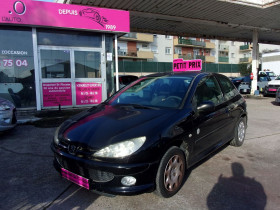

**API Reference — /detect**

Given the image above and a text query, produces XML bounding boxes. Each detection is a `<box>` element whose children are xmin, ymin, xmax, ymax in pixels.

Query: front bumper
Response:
<box><xmin>267</xmin><ymin>86</ymin><xmax>280</xmax><ymax>95</ymax></box>
<box><xmin>238</xmin><ymin>83</ymin><xmax>251</xmax><ymax>94</ymax></box>
<box><xmin>0</xmin><ymin>110</ymin><xmax>16</xmax><ymax>131</ymax></box>
<box><xmin>51</xmin><ymin>143</ymin><xmax>158</xmax><ymax>196</ymax></box>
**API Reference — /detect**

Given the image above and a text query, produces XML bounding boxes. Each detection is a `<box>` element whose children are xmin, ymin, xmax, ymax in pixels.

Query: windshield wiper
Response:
<box><xmin>128</xmin><ymin>104</ymin><xmax>159</xmax><ymax>110</ymax></box>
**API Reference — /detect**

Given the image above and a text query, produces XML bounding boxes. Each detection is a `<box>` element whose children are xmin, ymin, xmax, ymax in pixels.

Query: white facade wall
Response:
<box><xmin>230</xmin><ymin>41</ymin><xmax>243</xmax><ymax>64</ymax></box>
<box><xmin>259</xmin><ymin>44</ymin><xmax>280</xmax><ymax>53</ymax></box>
<box><xmin>152</xmin><ymin>35</ymin><xmax>173</xmax><ymax>62</ymax></box>
<box><xmin>214</xmin><ymin>40</ymin><xmax>220</xmax><ymax>63</ymax></box>
<box><xmin>214</xmin><ymin>40</ymin><xmax>254</xmax><ymax>64</ymax></box>
<box><xmin>262</xmin><ymin>61</ymin><xmax>280</xmax><ymax>75</ymax></box>
<box><xmin>262</xmin><ymin>51</ymin><xmax>280</xmax><ymax>75</ymax></box>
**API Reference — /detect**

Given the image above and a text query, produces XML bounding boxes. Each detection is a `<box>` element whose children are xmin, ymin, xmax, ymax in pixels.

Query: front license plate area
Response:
<box><xmin>61</xmin><ymin>168</ymin><xmax>89</xmax><ymax>190</ymax></box>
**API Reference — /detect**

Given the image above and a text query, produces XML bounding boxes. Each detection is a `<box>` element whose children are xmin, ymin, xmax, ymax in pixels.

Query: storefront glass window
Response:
<box><xmin>40</xmin><ymin>50</ymin><xmax>71</xmax><ymax>78</ymax></box>
<box><xmin>0</xmin><ymin>27</ymin><xmax>36</xmax><ymax>108</ymax></box>
<box><xmin>37</xmin><ymin>29</ymin><xmax>102</xmax><ymax>48</ymax></box>
<box><xmin>75</xmin><ymin>51</ymin><xmax>101</xmax><ymax>78</ymax></box>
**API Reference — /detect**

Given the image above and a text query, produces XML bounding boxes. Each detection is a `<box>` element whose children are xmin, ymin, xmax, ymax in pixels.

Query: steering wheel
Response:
<box><xmin>164</xmin><ymin>96</ymin><xmax>182</xmax><ymax>103</ymax></box>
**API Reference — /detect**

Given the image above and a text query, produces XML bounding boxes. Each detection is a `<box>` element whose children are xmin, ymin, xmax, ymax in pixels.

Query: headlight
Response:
<box><xmin>93</xmin><ymin>136</ymin><xmax>146</xmax><ymax>158</ymax></box>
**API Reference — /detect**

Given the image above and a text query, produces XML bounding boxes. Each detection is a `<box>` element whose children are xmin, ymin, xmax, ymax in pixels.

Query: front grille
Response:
<box><xmin>56</xmin><ymin>155</ymin><xmax>114</xmax><ymax>183</ymax></box>
<box><xmin>58</xmin><ymin>139</ymin><xmax>94</xmax><ymax>157</ymax></box>
<box><xmin>269</xmin><ymin>85</ymin><xmax>280</xmax><ymax>88</ymax></box>
<box><xmin>88</xmin><ymin>168</ymin><xmax>114</xmax><ymax>182</ymax></box>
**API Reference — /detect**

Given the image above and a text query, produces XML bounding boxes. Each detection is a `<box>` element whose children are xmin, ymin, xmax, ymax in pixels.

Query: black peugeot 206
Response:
<box><xmin>51</xmin><ymin>72</ymin><xmax>247</xmax><ymax>198</ymax></box>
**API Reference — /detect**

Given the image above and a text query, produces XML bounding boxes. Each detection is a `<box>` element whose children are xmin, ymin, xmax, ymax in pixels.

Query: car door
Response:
<box><xmin>215</xmin><ymin>74</ymin><xmax>244</xmax><ymax>141</ymax></box>
<box><xmin>258</xmin><ymin>75</ymin><xmax>270</xmax><ymax>92</ymax></box>
<box><xmin>191</xmin><ymin>75</ymin><xmax>230</xmax><ymax>162</ymax></box>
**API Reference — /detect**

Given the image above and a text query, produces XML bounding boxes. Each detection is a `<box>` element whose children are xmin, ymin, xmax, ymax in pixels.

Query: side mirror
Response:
<box><xmin>197</xmin><ymin>101</ymin><xmax>215</xmax><ymax>114</ymax></box>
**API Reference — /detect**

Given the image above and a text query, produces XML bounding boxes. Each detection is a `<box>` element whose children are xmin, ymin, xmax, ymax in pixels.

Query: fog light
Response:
<box><xmin>121</xmin><ymin>176</ymin><xmax>136</xmax><ymax>186</ymax></box>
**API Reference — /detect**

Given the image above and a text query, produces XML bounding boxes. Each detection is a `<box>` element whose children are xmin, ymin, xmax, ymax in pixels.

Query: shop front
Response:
<box><xmin>0</xmin><ymin>0</ymin><xmax>129</xmax><ymax>110</ymax></box>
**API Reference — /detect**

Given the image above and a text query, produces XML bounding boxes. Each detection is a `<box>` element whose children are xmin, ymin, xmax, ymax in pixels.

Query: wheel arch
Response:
<box><xmin>158</xmin><ymin>136</ymin><xmax>191</xmax><ymax>169</ymax></box>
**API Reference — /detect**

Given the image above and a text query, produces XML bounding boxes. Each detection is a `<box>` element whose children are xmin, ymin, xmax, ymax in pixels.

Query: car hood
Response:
<box><xmin>60</xmin><ymin>104</ymin><xmax>179</xmax><ymax>150</ymax></box>
<box><xmin>268</xmin><ymin>80</ymin><xmax>280</xmax><ymax>85</ymax></box>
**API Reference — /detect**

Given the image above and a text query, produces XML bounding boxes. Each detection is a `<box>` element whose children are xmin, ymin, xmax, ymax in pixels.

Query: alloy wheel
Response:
<box><xmin>238</xmin><ymin>121</ymin><xmax>245</xmax><ymax>142</ymax></box>
<box><xmin>164</xmin><ymin>155</ymin><xmax>184</xmax><ymax>192</ymax></box>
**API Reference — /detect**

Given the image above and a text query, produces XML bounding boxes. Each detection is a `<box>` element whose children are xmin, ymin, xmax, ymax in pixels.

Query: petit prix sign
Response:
<box><xmin>173</xmin><ymin>59</ymin><xmax>202</xmax><ymax>72</ymax></box>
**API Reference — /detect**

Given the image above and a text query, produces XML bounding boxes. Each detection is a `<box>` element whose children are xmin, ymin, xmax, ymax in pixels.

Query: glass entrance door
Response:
<box><xmin>73</xmin><ymin>50</ymin><xmax>104</xmax><ymax>106</ymax></box>
<box><xmin>38</xmin><ymin>46</ymin><xmax>105</xmax><ymax>108</ymax></box>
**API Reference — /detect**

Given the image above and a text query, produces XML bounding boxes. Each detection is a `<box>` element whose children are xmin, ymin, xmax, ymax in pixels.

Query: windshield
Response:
<box><xmin>267</xmin><ymin>72</ymin><xmax>276</xmax><ymax>77</ymax></box>
<box><xmin>109</xmin><ymin>76</ymin><xmax>194</xmax><ymax>109</ymax></box>
<box><xmin>275</xmin><ymin>76</ymin><xmax>280</xmax><ymax>80</ymax></box>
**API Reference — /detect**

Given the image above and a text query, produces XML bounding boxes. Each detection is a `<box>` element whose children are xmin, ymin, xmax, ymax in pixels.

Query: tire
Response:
<box><xmin>155</xmin><ymin>147</ymin><xmax>186</xmax><ymax>198</ymax></box>
<box><xmin>263</xmin><ymin>87</ymin><xmax>268</xmax><ymax>97</ymax></box>
<box><xmin>230</xmin><ymin>117</ymin><xmax>246</xmax><ymax>147</ymax></box>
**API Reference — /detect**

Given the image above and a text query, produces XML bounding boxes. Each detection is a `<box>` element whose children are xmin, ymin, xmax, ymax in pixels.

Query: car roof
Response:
<box><xmin>144</xmin><ymin>71</ymin><xmax>209</xmax><ymax>78</ymax></box>
<box><xmin>118</xmin><ymin>75</ymin><xmax>138</xmax><ymax>77</ymax></box>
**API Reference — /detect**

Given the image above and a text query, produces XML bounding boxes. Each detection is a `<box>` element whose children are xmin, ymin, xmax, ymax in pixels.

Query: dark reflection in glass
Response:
<box><xmin>40</xmin><ymin>50</ymin><xmax>71</xmax><ymax>78</ymax></box>
<box><xmin>37</xmin><ymin>29</ymin><xmax>102</xmax><ymax>48</ymax></box>
<box><xmin>0</xmin><ymin>27</ymin><xmax>36</xmax><ymax>108</ymax></box>
<box><xmin>75</xmin><ymin>51</ymin><xmax>101</xmax><ymax>78</ymax></box>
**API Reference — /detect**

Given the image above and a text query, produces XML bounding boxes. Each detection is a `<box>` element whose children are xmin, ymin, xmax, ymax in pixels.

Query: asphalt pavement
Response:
<box><xmin>0</xmin><ymin>97</ymin><xmax>279</xmax><ymax>210</ymax></box>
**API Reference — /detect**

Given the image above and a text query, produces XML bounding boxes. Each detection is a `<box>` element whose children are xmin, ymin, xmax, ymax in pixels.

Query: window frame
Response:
<box><xmin>215</xmin><ymin>74</ymin><xmax>239</xmax><ymax>101</ymax></box>
<box><xmin>165</xmin><ymin>47</ymin><xmax>171</xmax><ymax>55</ymax></box>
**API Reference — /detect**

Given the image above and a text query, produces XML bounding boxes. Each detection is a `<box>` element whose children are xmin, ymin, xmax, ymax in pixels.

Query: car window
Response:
<box><xmin>259</xmin><ymin>76</ymin><xmax>269</xmax><ymax>82</ymax></box>
<box><xmin>267</xmin><ymin>72</ymin><xmax>276</xmax><ymax>77</ymax></box>
<box><xmin>216</xmin><ymin>75</ymin><xmax>239</xmax><ymax>100</ymax></box>
<box><xmin>120</xmin><ymin>76</ymin><xmax>138</xmax><ymax>85</ymax></box>
<box><xmin>193</xmin><ymin>76</ymin><xmax>224</xmax><ymax>107</ymax></box>
<box><xmin>109</xmin><ymin>76</ymin><xmax>193</xmax><ymax>109</ymax></box>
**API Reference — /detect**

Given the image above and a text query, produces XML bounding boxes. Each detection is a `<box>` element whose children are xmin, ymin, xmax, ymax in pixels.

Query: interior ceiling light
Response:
<box><xmin>219</xmin><ymin>0</ymin><xmax>280</xmax><ymax>8</ymax></box>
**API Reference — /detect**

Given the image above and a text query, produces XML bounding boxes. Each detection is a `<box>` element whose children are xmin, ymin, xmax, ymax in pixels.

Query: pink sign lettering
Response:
<box><xmin>173</xmin><ymin>59</ymin><xmax>202</xmax><ymax>72</ymax></box>
<box><xmin>76</xmin><ymin>82</ymin><xmax>102</xmax><ymax>105</ymax></box>
<box><xmin>0</xmin><ymin>0</ymin><xmax>130</xmax><ymax>33</ymax></box>
<box><xmin>42</xmin><ymin>82</ymin><xmax>72</xmax><ymax>107</ymax></box>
